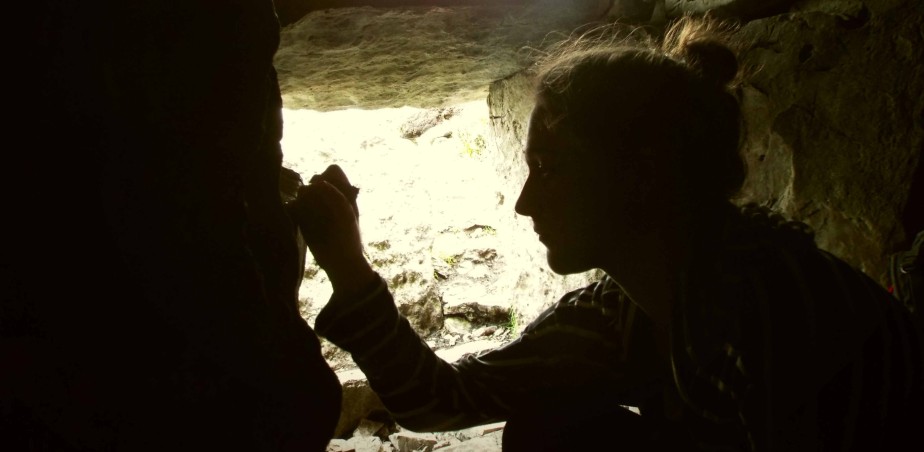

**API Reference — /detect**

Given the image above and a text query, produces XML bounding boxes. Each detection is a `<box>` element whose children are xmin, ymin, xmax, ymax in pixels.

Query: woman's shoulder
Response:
<box><xmin>679</xmin><ymin>204</ymin><xmax>856</xmax><ymax>374</ymax></box>
<box><xmin>725</xmin><ymin>203</ymin><xmax>817</xmax><ymax>261</ymax></box>
<box><xmin>683</xmin><ymin>204</ymin><xmax>819</xmax><ymax>312</ymax></box>
<box><xmin>703</xmin><ymin>203</ymin><xmax>906</xmax><ymax>377</ymax></box>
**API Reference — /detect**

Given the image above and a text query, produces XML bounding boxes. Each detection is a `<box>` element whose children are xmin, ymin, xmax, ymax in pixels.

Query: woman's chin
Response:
<box><xmin>545</xmin><ymin>249</ymin><xmax>592</xmax><ymax>275</ymax></box>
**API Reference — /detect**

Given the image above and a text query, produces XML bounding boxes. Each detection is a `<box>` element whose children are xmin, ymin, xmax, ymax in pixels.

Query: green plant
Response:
<box><xmin>506</xmin><ymin>309</ymin><xmax>518</xmax><ymax>333</ymax></box>
<box><xmin>390</xmin><ymin>271</ymin><xmax>422</xmax><ymax>288</ymax></box>
<box><xmin>441</xmin><ymin>254</ymin><xmax>458</xmax><ymax>267</ymax></box>
<box><xmin>303</xmin><ymin>265</ymin><xmax>321</xmax><ymax>280</ymax></box>
<box><xmin>369</xmin><ymin>240</ymin><xmax>391</xmax><ymax>251</ymax></box>
<box><xmin>459</xmin><ymin>131</ymin><xmax>486</xmax><ymax>157</ymax></box>
<box><xmin>371</xmin><ymin>257</ymin><xmax>396</xmax><ymax>268</ymax></box>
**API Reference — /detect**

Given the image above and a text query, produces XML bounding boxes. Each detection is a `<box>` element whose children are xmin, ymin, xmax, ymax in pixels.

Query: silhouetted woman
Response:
<box><xmin>293</xmin><ymin>17</ymin><xmax>923</xmax><ymax>451</ymax></box>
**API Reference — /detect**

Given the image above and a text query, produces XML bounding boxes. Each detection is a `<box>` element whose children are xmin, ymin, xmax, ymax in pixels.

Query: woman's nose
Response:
<box><xmin>515</xmin><ymin>176</ymin><xmax>536</xmax><ymax>217</ymax></box>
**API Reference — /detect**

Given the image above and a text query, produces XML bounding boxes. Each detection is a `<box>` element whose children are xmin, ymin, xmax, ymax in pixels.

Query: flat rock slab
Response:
<box><xmin>275</xmin><ymin>2</ymin><xmax>606</xmax><ymax>110</ymax></box>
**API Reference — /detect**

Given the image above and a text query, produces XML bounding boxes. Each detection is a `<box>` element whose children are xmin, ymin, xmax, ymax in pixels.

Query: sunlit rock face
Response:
<box><xmin>274</xmin><ymin>1</ymin><xmax>610</xmax><ymax>110</ymax></box>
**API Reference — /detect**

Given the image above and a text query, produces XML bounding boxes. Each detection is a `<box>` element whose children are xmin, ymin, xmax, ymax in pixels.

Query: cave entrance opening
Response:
<box><xmin>280</xmin><ymin>100</ymin><xmax>514</xmax><ymax>332</ymax></box>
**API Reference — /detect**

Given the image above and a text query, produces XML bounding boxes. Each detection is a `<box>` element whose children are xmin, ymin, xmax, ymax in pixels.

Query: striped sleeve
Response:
<box><xmin>315</xmin><ymin>275</ymin><xmax>660</xmax><ymax>432</ymax></box>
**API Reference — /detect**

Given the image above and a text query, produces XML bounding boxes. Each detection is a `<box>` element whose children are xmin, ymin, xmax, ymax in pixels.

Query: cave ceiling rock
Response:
<box><xmin>664</xmin><ymin>0</ymin><xmax>798</xmax><ymax>19</ymax></box>
<box><xmin>274</xmin><ymin>0</ymin><xmax>611</xmax><ymax>110</ymax></box>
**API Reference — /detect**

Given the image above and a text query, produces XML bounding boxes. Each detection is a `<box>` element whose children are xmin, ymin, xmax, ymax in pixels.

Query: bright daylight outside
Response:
<box><xmin>283</xmin><ymin>101</ymin><xmax>550</xmax><ymax>353</ymax></box>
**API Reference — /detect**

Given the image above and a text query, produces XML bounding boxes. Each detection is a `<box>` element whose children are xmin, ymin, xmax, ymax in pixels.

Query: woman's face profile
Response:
<box><xmin>515</xmin><ymin>101</ymin><xmax>638</xmax><ymax>275</ymax></box>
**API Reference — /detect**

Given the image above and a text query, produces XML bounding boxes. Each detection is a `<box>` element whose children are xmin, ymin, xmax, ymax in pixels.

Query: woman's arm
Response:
<box><xmin>316</xmin><ymin>275</ymin><xmax>661</xmax><ymax>432</ymax></box>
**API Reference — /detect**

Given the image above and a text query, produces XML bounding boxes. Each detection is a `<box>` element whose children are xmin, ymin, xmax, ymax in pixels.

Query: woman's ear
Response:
<box><xmin>622</xmin><ymin>149</ymin><xmax>677</xmax><ymax>232</ymax></box>
<box><xmin>625</xmin><ymin>149</ymin><xmax>659</xmax><ymax>200</ymax></box>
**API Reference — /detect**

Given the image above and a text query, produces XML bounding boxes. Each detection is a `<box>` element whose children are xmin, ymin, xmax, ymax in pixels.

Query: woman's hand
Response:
<box><xmin>309</xmin><ymin>165</ymin><xmax>360</xmax><ymax>220</ymax></box>
<box><xmin>290</xmin><ymin>165</ymin><xmax>375</xmax><ymax>294</ymax></box>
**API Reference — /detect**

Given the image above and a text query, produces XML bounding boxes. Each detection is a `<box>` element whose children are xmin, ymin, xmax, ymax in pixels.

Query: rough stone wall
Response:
<box><xmin>735</xmin><ymin>0</ymin><xmax>923</xmax><ymax>282</ymax></box>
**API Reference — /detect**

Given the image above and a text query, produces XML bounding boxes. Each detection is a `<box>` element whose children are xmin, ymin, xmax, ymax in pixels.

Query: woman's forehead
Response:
<box><xmin>530</xmin><ymin>100</ymin><xmax>567</xmax><ymax>130</ymax></box>
<box><xmin>528</xmin><ymin>106</ymin><xmax>582</xmax><ymax>159</ymax></box>
<box><xmin>524</xmin><ymin>117</ymin><xmax>558</xmax><ymax>158</ymax></box>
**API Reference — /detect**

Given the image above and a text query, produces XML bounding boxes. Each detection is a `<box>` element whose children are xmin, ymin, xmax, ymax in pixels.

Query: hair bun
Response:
<box><xmin>681</xmin><ymin>39</ymin><xmax>738</xmax><ymax>87</ymax></box>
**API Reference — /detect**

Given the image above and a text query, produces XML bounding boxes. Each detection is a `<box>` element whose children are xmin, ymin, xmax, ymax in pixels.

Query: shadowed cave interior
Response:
<box><xmin>11</xmin><ymin>0</ymin><xmax>923</xmax><ymax>450</ymax></box>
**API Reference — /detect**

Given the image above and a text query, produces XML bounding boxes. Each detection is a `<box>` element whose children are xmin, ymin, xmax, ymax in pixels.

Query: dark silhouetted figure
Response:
<box><xmin>6</xmin><ymin>1</ymin><xmax>340</xmax><ymax>450</ymax></box>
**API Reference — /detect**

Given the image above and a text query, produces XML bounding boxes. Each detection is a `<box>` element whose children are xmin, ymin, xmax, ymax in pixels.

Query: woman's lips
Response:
<box><xmin>532</xmin><ymin>222</ymin><xmax>550</xmax><ymax>244</ymax></box>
